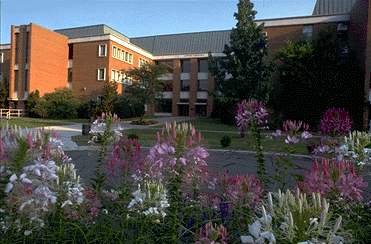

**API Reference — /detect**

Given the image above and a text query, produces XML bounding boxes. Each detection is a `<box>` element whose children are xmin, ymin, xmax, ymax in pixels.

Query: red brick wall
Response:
<box><xmin>0</xmin><ymin>48</ymin><xmax>11</xmax><ymax>82</ymax></box>
<box><xmin>28</xmin><ymin>23</ymin><xmax>68</xmax><ymax>97</ymax></box>
<box><xmin>72</xmin><ymin>41</ymin><xmax>110</xmax><ymax>102</ymax></box>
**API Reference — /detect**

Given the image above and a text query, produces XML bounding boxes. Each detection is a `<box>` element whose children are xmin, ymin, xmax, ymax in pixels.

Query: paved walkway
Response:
<box><xmin>24</xmin><ymin>116</ymin><xmax>192</xmax><ymax>151</ymax></box>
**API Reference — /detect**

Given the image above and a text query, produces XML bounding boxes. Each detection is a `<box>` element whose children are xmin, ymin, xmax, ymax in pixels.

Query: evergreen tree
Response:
<box><xmin>208</xmin><ymin>0</ymin><xmax>274</xmax><ymax>108</ymax></box>
<box><xmin>0</xmin><ymin>78</ymin><xmax>9</xmax><ymax>109</ymax></box>
<box><xmin>101</xmin><ymin>80</ymin><xmax>118</xmax><ymax>113</ymax></box>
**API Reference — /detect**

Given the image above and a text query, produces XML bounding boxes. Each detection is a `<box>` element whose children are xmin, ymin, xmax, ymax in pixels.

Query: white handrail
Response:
<box><xmin>0</xmin><ymin>109</ymin><xmax>26</xmax><ymax>119</ymax></box>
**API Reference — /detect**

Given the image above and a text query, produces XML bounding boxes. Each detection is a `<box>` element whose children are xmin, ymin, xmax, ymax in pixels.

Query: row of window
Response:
<box><xmin>112</xmin><ymin>45</ymin><xmax>133</xmax><ymax>64</ymax></box>
<box><xmin>181</xmin><ymin>79</ymin><xmax>208</xmax><ymax>91</ymax></box>
<box><xmin>181</xmin><ymin>59</ymin><xmax>208</xmax><ymax>73</ymax></box>
<box><xmin>110</xmin><ymin>69</ymin><xmax>132</xmax><ymax>84</ymax></box>
<box><xmin>139</xmin><ymin>58</ymin><xmax>149</xmax><ymax>67</ymax></box>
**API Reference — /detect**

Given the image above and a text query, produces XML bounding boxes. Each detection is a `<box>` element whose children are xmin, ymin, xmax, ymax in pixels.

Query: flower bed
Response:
<box><xmin>1</xmin><ymin>109</ymin><xmax>371</xmax><ymax>243</ymax></box>
<box><xmin>131</xmin><ymin>119</ymin><xmax>158</xmax><ymax>125</ymax></box>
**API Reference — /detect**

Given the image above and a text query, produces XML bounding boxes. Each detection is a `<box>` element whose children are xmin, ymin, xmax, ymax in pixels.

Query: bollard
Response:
<box><xmin>82</xmin><ymin>123</ymin><xmax>91</xmax><ymax>135</ymax></box>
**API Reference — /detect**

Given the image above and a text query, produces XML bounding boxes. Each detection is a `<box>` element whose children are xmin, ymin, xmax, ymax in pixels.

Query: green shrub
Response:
<box><xmin>128</xmin><ymin>132</ymin><xmax>139</xmax><ymax>140</ymax></box>
<box><xmin>78</xmin><ymin>100</ymin><xmax>97</xmax><ymax>119</ymax></box>
<box><xmin>113</xmin><ymin>96</ymin><xmax>135</xmax><ymax>118</ymax></box>
<box><xmin>220</xmin><ymin>135</ymin><xmax>232</xmax><ymax>148</ymax></box>
<box><xmin>26</xmin><ymin>90</ymin><xmax>41</xmax><ymax>118</ymax></box>
<box><xmin>43</xmin><ymin>88</ymin><xmax>80</xmax><ymax>119</ymax></box>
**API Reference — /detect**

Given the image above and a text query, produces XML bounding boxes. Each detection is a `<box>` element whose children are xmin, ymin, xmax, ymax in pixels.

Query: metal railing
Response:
<box><xmin>0</xmin><ymin>109</ymin><xmax>26</xmax><ymax>119</ymax></box>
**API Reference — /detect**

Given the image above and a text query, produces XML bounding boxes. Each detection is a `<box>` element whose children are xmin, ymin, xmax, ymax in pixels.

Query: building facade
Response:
<box><xmin>1</xmin><ymin>0</ymin><xmax>371</xmax><ymax>128</ymax></box>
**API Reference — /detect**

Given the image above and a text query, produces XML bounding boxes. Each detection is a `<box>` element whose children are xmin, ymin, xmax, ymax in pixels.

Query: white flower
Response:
<box><xmin>4</xmin><ymin>183</ymin><xmax>13</xmax><ymax>194</ymax></box>
<box><xmin>24</xmin><ymin>230</ymin><xmax>32</xmax><ymax>236</ymax></box>
<box><xmin>9</xmin><ymin>174</ymin><xmax>18</xmax><ymax>182</ymax></box>
<box><xmin>61</xmin><ymin>200</ymin><xmax>73</xmax><ymax>208</ymax></box>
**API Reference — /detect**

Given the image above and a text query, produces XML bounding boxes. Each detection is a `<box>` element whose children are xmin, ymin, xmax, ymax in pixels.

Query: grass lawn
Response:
<box><xmin>0</xmin><ymin>117</ymin><xmax>89</xmax><ymax>128</ymax></box>
<box><xmin>72</xmin><ymin>128</ymin><xmax>309</xmax><ymax>154</ymax></box>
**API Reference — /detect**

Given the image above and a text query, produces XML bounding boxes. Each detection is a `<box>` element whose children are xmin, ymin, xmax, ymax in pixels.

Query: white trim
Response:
<box><xmin>68</xmin><ymin>60</ymin><xmax>73</xmax><ymax>68</ymax></box>
<box><xmin>197</xmin><ymin>91</ymin><xmax>208</xmax><ymax>99</ymax></box>
<box><xmin>0</xmin><ymin>44</ymin><xmax>10</xmax><ymax>50</ymax></box>
<box><xmin>158</xmin><ymin>73</ymin><xmax>173</xmax><ymax>80</ymax></box>
<box><xmin>177</xmin><ymin>102</ymin><xmax>189</xmax><ymax>105</ymax></box>
<box><xmin>194</xmin><ymin>103</ymin><xmax>207</xmax><ymax>105</ymax></box>
<box><xmin>256</xmin><ymin>14</ymin><xmax>350</xmax><ymax>27</ymax></box>
<box><xmin>110</xmin><ymin>35</ymin><xmax>153</xmax><ymax>59</ymax></box>
<box><xmin>154</xmin><ymin>112</ymin><xmax>172</xmax><ymax>116</ymax></box>
<box><xmin>154</xmin><ymin>52</ymin><xmax>225</xmax><ymax>60</ymax></box>
<box><xmin>68</xmin><ymin>34</ymin><xmax>111</xmax><ymax>44</ymax></box>
<box><xmin>98</xmin><ymin>44</ymin><xmax>107</xmax><ymax>57</ymax></box>
<box><xmin>180</xmin><ymin>91</ymin><xmax>189</xmax><ymax>99</ymax></box>
<box><xmin>97</xmin><ymin>68</ymin><xmax>106</xmax><ymax>81</ymax></box>
<box><xmin>14</xmin><ymin>27</ymin><xmax>20</xmax><ymax>33</ymax></box>
<box><xmin>14</xmin><ymin>64</ymin><xmax>19</xmax><ymax>70</ymax></box>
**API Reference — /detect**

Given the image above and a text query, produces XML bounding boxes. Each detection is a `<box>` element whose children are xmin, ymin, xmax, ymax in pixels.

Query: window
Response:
<box><xmin>303</xmin><ymin>25</ymin><xmax>313</xmax><ymax>41</ymax></box>
<box><xmin>139</xmin><ymin>58</ymin><xmax>149</xmax><ymax>67</ymax></box>
<box><xmin>68</xmin><ymin>44</ymin><xmax>74</xmax><ymax>59</ymax></box>
<box><xmin>24</xmin><ymin>69</ymin><xmax>28</xmax><ymax>91</ymax></box>
<box><xmin>129</xmin><ymin>54</ymin><xmax>133</xmax><ymax>63</ymax></box>
<box><xmin>181</xmin><ymin>80</ymin><xmax>190</xmax><ymax>91</ymax></box>
<box><xmin>112</xmin><ymin>46</ymin><xmax>117</xmax><ymax>58</ymax></box>
<box><xmin>0</xmin><ymin>73</ymin><xmax>3</xmax><ymax>81</ymax></box>
<box><xmin>198</xmin><ymin>79</ymin><xmax>208</xmax><ymax>91</ymax></box>
<box><xmin>111</xmin><ymin>70</ymin><xmax>115</xmax><ymax>81</ymax></box>
<box><xmin>198</xmin><ymin>60</ymin><xmax>208</xmax><ymax>72</ymax></box>
<box><xmin>117</xmin><ymin>48</ymin><xmax>121</xmax><ymax>59</ymax></box>
<box><xmin>181</xmin><ymin>60</ymin><xmax>191</xmax><ymax>73</ymax></box>
<box><xmin>68</xmin><ymin>68</ymin><xmax>73</xmax><ymax>83</ymax></box>
<box><xmin>97</xmin><ymin>95</ymin><xmax>104</xmax><ymax>105</ymax></box>
<box><xmin>25</xmin><ymin>32</ymin><xmax>30</xmax><ymax>63</ymax></box>
<box><xmin>15</xmin><ymin>33</ymin><xmax>20</xmax><ymax>64</ymax></box>
<box><xmin>97</xmin><ymin>68</ymin><xmax>106</xmax><ymax>80</ymax></box>
<box><xmin>98</xmin><ymin>44</ymin><xmax>107</xmax><ymax>57</ymax></box>
<box><xmin>14</xmin><ymin>70</ymin><xmax>19</xmax><ymax>91</ymax></box>
<box><xmin>0</xmin><ymin>53</ymin><xmax>3</xmax><ymax>63</ymax></box>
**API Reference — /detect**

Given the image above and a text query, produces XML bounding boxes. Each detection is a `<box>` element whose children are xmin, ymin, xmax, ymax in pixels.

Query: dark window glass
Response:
<box><xmin>15</xmin><ymin>33</ymin><xmax>20</xmax><ymax>64</ymax></box>
<box><xmin>155</xmin><ymin>99</ymin><xmax>172</xmax><ymax>113</ymax></box>
<box><xmin>24</xmin><ymin>69</ymin><xmax>28</xmax><ymax>91</ymax></box>
<box><xmin>198</xmin><ymin>59</ymin><xmax>208</xmax><ymax>72</ymax></box>
<box><xmin>181</xmin><ymin>60</ymin><xmax>191</xmax><ymax>73</ymax></box>
<box><xmin>14</xmin><ymin>70</ymin><xmax>18</xmax><ymax>92</ymax></box>
<box><xmin>181</xmin><ymin>80</ymin><xmax>190</xmax><ymax>91</ymax></box>
<box><xmin>68</xmin><ymin>44</ymin><xmax>74</xmax><ymax>59</ymax></box>
<box><xmin>163</xmin><ymin>80</ymin><xmax>173</xmax><ymax>91</ymax></box>
<box><xmin>198</xmin><ymin>79</ymin><xmax>208</xmax><ymax>91</ymax></box>
<box><xmin>25</xmin><ymin>32</ymin><xmax>29</xmax><ymax>63</ymax></box>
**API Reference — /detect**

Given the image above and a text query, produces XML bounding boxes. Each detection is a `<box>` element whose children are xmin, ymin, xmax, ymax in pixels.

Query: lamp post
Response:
<box><xmin>258</xmin><ymin>38</ymin><xmax>266</xmax><ymax>103</ymax></box>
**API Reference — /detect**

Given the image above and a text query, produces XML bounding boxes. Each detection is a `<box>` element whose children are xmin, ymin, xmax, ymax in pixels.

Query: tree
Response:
<box><xmin>0</xmin><ymin>78</ymin><xmax>9</xmax><ymax>109</ymax></box>
<box><xmin>273</xmin><ymin>29</ymin><xmax>364</xmax><ymax>129</ymax></box>
<box><xmin>26</xmin><ymin>90</ymin><xmax>40</xmax><ymax>117</ymax></box>
<box><xmin>100</xmin><ymin>80</ymin><xmax>118</xmax><ymax>113</ymax></box>
<box><xmin>122</xmin><ymin>63</ymin><xmax>169</xmax><ymax>118</ymax></box>
<box><xmin>208</xmin><ymin>0</ymin><xmax>275</xmax><ymax>124</ymax></box>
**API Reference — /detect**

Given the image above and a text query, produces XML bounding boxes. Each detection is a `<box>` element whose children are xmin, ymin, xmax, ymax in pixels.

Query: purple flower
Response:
<box><xmin>301</xmin><ymin>131</ymin><xmax>313</xmax><ymax>140</ymax></box>
<box><xmin>235</xmin><ymin>99</ymin><xmax>269</xmax><ymax>132</ymax></box>
<box><xmin>318</xmin><ymin>108</ymin><xmax>353</xmax><ymax>136</ymax></box>
<box><xmin>285</xmin><ymin>135</ymin><xmax>299</xmax><ymax>144</ymax></box>
<box><xmin>272</xmin><ymin>129</ymin><xmax>282</xmax><ymax>138</ymax></box>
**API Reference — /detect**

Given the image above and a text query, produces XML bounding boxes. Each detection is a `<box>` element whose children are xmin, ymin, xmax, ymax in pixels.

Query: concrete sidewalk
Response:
<box><xmin>25</xmin><ymin>116</ymin><xmax>192</xmax><ymax>151</ymax></box>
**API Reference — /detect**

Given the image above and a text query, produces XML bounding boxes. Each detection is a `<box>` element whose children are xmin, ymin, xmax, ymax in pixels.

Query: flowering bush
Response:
<box><xmin>272</xmin><ymin>120</ymin><xmax>313</xmax><ymax>148</ymax></box>
<box><xmin>318</xmin><ymin>108</ymin><xmax>353</xmax><ymax>137</ymax></box>
<box><xmin>131</xmin><ymin>119</ymin><xmax>158</xmax><ymax>125</ymax></box>
<box><xmin>310</xmin><ymin>136</ymin><xmax>341</xmax><ymax>158</ymax></box>
<box><xmin>195</xmin><ymin>221</ymin><xmax>229</xmax><ymax>244</ymax></box>
<box><xmin>241</xmin><ymin>189</ymin><xmax>349</xmax><ymax>243</ymax></box>
<box><xmin>0</xmin><ymin>124</ymin><xmax>98</xmax><ymax>237</ymax></box>
<box><xmin>337</xmin><ymin>130</ymin><xmax>371</xmax><ymax>168</ymax></box>
<box><xmin>235</xmin><ymin>99</ymin><xmax>269</xmax><ymax>132</ymax></box>
<box><xmin>297</xmin><ymin>158</ymin><xmax>368</xmax><ymax>207</ymax></box>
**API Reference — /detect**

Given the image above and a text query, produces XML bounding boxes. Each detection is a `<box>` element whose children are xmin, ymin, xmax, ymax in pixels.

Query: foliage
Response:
<box><xmin>208</xmin><ymin>0</ymin><xmax>274</xmax><ymax>124</ymax></box>
<box><xmin>30</xmin><ymin>88</ymin><xmax>81</xmax><ymax>119</ymax></box>
<box><xmin>318</xmin><ymin>108</ymin><xmax>353</xmax><ymax>137</ymax></box>
<box><xmin>127</xmin><ymin>132</ymin><xmax>139</xmax><ymax>140</ymax></box>
<box><xmin>236</xmin><ymin>99</ymin><xmax>269</xmax><ymax>187</ymax></box>
<box><xmin>337</xmin><ymin>131</ymin><xmax>371</xmax><ymax>169</ymax></box>
<box><xmin>0</xmin><ymin>125</ymin><xmax>98</xmax><ymax>239</ymax></box>
<box><xmin>241</xmin><ymin>189</ymin><xmax>350</xmax><ymax>243</ymax></box>
<box><xmin>270</xmin><ymin>120</ymin><xmax>313</xmax><ymax>190</ymax></box>
<box><xmin>0</xmin><ymin>78</ymin><xmax>9</xmax><ymax>109</ymax></box>
<box><xmin>208</xmin><ymin>0</ymin><xmax>274</xmax><ymax>105</ymax></box>
<box><xmin>26</xmin><ymin>90</ymin><xmax>40</xmax><ymax>118</ymax></box>
<box><xmin>273</xmin><ymin>30</ymin><xmax>364</xmax><ymax>129</ymax></box>
<box><xmin>310</xmin><ymin>136</ymin><xmax>341</xmax><ymax>158</ymax></box>
<box><xmin>131</xmin><ymin>118</ymin><xmax>157</xmax><ymax>125</ymax></box>
<box><xmin>297</xmin><ymin>158</ymin><xmax>368</xmax><ymax>207</ymax></box>
<box><xmin>123</xmin><ymin>63</ymin><xmax>169</xmax><ymax>118</ymax></box>
<box><xmin>77</xmin><ymin>99</ymin><xmax>97</xmax><ymax>119</ymax></box>
<box><xmin>195</xmin><ymin>222</ymin><xmax>229</xmax><ymax>244</ymax></box>
<box><xmin>100</xmin><ymin>80</ymin><xmax>118</xmax><ymax>113</ymax></box>
<box><xmin>220</xmin><ymin>135</ymin><xmax>232</xmax><ymax>148</ymax></box>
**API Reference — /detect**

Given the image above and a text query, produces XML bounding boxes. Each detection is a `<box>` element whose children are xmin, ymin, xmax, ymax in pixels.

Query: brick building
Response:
<box><xmin>1</xmin><ymin>0</ymin><xmax>371</xmax><ymax>128</ymax></box>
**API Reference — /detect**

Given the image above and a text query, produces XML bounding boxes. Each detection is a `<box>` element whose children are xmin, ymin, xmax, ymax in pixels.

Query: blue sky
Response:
<box><xmin>1</xmin><ymin>0</ymin><xmax>317</xmax><ymax>44</ymax></box>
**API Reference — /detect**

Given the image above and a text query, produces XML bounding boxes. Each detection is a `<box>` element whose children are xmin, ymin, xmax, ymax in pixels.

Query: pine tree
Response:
<box><xmin>208</xmin><ymin>0</ymin><xmax>274</xmax><ymax>111</ymax></box>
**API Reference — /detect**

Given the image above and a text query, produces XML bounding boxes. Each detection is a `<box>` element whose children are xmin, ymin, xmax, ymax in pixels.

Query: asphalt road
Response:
<box><xmin>66</xmin><ymin>149</ymin><xmax>371</xmax><ymax>201</ymax></box>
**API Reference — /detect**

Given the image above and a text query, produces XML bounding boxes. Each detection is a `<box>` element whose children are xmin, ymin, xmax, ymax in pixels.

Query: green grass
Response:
<box><xmin>73</xmin><ymin>128</ymin><xmax>309</xmax><ymax>153</ymax></box>
<box><xmin>0</xmin><ymin>117</ymin><xmax>89</xmax><ymax>128</ymax></box>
